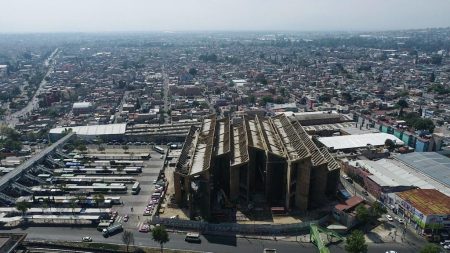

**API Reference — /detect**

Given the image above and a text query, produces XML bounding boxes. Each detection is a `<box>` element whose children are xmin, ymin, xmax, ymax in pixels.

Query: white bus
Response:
<box><xmin>131</xmin><ymin>181</ymin><xmax>141</xmax><ymax>195</ymax></box>
<box><xmin>153</xmin><ymin>146</ymin><xmax>165</xmax><ymax>154</ymax></box>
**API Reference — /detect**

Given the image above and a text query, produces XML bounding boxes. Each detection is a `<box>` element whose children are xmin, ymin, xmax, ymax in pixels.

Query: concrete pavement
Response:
<box><xmin>5</xmin><ymin>226</ymin><xmax>420</xmax><ymax>253</ymax></box>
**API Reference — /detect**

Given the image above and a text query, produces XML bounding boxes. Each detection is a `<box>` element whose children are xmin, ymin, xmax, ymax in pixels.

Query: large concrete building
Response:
<box><xmin>173</xmin><ymin>114</ymin><xmax>340</xmax><ymax>220</ymax></box>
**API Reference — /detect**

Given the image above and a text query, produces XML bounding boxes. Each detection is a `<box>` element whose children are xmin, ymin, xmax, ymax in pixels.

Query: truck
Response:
<box><xmin>102</xmin><ymin>223</ymin><xmax>123</xmax><ymax>237</ymax></box>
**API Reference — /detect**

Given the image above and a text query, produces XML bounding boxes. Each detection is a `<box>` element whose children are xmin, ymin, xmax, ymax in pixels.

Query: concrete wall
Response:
<box><xmin>294</xmin><ymin>159</ymin><xmax>312</xmax><ymax>212</ymax></box>
<box><xmin>309</xmin><ymin>163</ymin><xmax>329</xmax><ymax>209</ymax></box>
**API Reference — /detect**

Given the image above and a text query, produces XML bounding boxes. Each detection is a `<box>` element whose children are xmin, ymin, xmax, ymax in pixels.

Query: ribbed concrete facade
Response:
<box><xmin>173</xmin><ymin>114</ymin><xmax>340</xmax><ymax>220</ymax></box>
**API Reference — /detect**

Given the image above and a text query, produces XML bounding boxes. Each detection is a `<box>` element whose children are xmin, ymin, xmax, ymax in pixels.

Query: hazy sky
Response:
<box><xmin>1</xmin><ymin>0</ymin><xmax>449</xmax><ymax>32</ymax></box>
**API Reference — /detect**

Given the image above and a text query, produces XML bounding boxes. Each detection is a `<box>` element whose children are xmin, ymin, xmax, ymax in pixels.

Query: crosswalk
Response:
<box><xmin>116</xmin><ymin>215</ymin><xmax>124</xmax><ymax>223</ymax></box>
<box><xmin>136</xmin><ymin>221</ymin><xmax>145</xmax><ymax>229</ymax></box>
<box><xmin>114</xmin><ymin>215</ymin><xmax>147</xmax><ymax>230</ymax></box>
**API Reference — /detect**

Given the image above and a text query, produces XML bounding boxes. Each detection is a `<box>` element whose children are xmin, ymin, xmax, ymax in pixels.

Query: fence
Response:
<box><xmin>151</xmin><ymin>215</ymin><xmax>329</xmax><ymax>236</ymax></box>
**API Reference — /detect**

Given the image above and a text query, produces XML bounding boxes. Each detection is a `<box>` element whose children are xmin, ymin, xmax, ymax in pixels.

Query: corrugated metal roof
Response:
<box><xmin>318</xmin><ymin>133</ymin><xmax>404</xmax><ymax>150</ymax></box>
<box><xmin>397</xmin><ymin>189</ymin><xmax>450</xmax><ymax>216</ymax></box>
<box><xmin>351</xmin><ymin>159</ymin><xmax>450</xmax><ymax>196</ymax></box>
<box><xmin>395</xmin><ymin>152</ymin><xmax>450</xmax><ymax>188</ymax></box>
<box><xmin>50</xmin><ymin>123</ymin><xmax>127</xmax><ymax>136</ymax></box>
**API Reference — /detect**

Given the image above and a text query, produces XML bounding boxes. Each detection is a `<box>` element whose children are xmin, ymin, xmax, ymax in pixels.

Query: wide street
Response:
<box><xmin>2</xmin><ymin>48</ymin><xmax>59</xmax><ymax>127</ymax></box>
<box><xmin>5</xmin><ymin>226</ymin><xmax>419</xmax><ymax>253</ymax></box>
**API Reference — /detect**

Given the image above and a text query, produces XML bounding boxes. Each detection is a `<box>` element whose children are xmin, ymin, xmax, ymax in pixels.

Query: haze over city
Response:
<box><xmin>1</xmin><ymin>0</ymin><xmax>450</xmax><ymax>32</ymax></box>
<box><xmin>1</xmin><ymin>0</ymin><xmax>450</xmax><ymax>253</ymax></box>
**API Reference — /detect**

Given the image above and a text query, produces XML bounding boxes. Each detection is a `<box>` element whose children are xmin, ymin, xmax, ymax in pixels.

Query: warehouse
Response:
<box><xmin>394</xmin><ymin>152</ymin><xmax>450</xmax><ymax>190</ymax></box>
<box><xmin>48</xmin><ymin>123</ymin><xmax>127</xmax><ymax>141</ymax></box>
<box><xmin>318</xmin><ymin>133</ymin><xmax>404</xmax><ymax>151</ymax></box>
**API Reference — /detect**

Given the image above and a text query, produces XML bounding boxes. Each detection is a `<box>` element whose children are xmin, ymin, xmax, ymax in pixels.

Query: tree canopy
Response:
<box><xmin>420</xmin><ymin>243</ymin><xmax>441</xmax><ymax>253</ymax></box>
<box><xmin>152</xmin><ymin>225</ymin><xmax>169</xmax><ymax>253</ymax></box>
<box><xmin>345</xmin><ymin>230</ymin><xmax>368</xmax><ymax>253</ymax></box>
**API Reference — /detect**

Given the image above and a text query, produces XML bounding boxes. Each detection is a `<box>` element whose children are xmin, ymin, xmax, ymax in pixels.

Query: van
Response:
<box><xmin>185</xmin><ymin>232</ymin><xmax>201</xmax><ymax>243</ymax></box>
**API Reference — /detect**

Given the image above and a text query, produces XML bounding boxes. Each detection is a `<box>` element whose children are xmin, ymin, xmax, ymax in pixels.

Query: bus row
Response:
<box><xmin>54</xmin><ymin>166</ymin><xmax>142</xmax><ymax>175</ymax></box>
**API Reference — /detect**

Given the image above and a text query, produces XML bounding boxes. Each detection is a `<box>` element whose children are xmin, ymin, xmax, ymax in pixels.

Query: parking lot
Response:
<box><xmin>0</xmin><ymin>141</ymin><xmax>168</xmax><ymax>234</ymax></box>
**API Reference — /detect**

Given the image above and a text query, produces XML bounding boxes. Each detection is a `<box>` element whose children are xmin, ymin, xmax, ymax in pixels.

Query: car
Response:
<box><xmin>82</xmin><ymin>236</ymin><xmax>92</xmax><ymax>242</ymax></box>
<box><xmin>385</xmin><ymin>214</ymin><xmax>393</xmax><ymax>222</ymax></box>
<box><xmin>153</xmin><ymin>179</ymin><xmax>158</xmax><ymax>184</ymax></box>
<box><xmin>160</xmin><ymin>155</ymin><xmax>164</xmax><ymax>159</ymax></box>
<box><xmin>139</xmin><ymin>224</ymin><xmax>150</xmax><ymax>233</ymax></box>
<box><xmin>185</xmin><ymin>232</ymin><xmax>201</xmax><ymax>243</ymax></box>
<box><xmin>123</xmin><ymin>215</ymin><xmax>129</xmax><ymax>222</ymax></box>
<box><xmin>385</xmin><ymin>251</ymin><xmax>397</xmax><ymax>253</ymax></box>
<box><xmin>362</xmin><ymin>190</ymin><xmax>368</xmax><ymax>196</ymax></box>
<box><xmin>143</xmin><ymin>210</ymin><xmax>151</xmax><ymax>216</ymax></box>
<box><xmin>444</xmin><ymin>245</ymin><xmax>450</xmax><ymax>250</ymax></box>
<box><xmin>441</xmin><ymin>240</ymin><xmax>450</xmax><ymax>246</ymax></box>
<box><xmin>396</xmin><ymin>217</ymin><xmax>405</xmax><ymax>224</ymax></box>
<box><xmin>263</xmin><ymin>249</ymin><xmax>277</xmax><ymax>253</ymax></box>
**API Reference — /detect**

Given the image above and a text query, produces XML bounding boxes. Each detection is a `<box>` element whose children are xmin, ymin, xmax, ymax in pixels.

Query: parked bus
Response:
<box><xmin>102</xmin><ymin>223</ymin><xmax>123</xmax><ymax>237</ymax></box>
<box><xmin>131</xmin><ymin>181</ymin><xmax>141</xmax><ymax>195</ymax></box>
<box><xmin>153</xmin><ymin>146</ymin><xmax>165</xmax><ymax>154</ymax></box>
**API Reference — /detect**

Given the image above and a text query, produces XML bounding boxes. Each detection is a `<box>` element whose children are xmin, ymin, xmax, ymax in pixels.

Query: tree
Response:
<box><xmin>188</xmin><ymin>68</ymin><xmax>197</xmax><ymax>76</ymax></box>
<box><xmin>261</xmin><ymin>96</ymin><xmax>273</xmax><ymax>106</ymax></box>
<box><xmin>356</xmin><ymin>205</ymin><xmax>370</xmax><ymax>225</ymax></box>
<box><xmin>122</xmin><ymin>230</ymin><xmax>135</xmax><ymax>252</ymax></box>
<box><xmin>345</xmin><ymin>230</ymin><xmax>368</xmax><ymax>253</ymax></box>
<box><xmin>420</xmin><ymin>243</ymin><xmax>441</xmax><ymax>253</ymax></box>
<box><xmin>370</xmin><ymin>202</ymin><xmax>387</xmax><ymax>219</ymax></box>
<box><xmin>413</xmin><ymin>118</ymin><xmax>435</xmax><ymax>133</ymax></box>
<box><xmin>16</xmin><ymin>201</ymin><xmax>30</xmax><ymax>217</ymax></box>
<box><xmin>93</xmin><ymin>194</ymin><xmax>105</xmax><ymax>207</ymax></box>
<box><xmin>397</xmin><ymin>99</ymin><xmax>408</xmax><ymax>117</ymax></box>
<box><xmin>69</xmin><ymin>198</ymin><xmax>77</xmax><ymax>214</ymax></box>
<box><xmin>77</xmin><ymin>144</ymin><xmax>87</xmax><ymax>152</ymax></box>
<box><xmin>152</xmin><ymin>225</ymin><xmax>170</xmax><ymax>253</ymax></box>
<box><xmin>249</xmin><ymin>95</ymin><xmax>256</xmax><ymax>104</ymax></box>
<box><xmin>384</xmin><ymin>139</ymin><xmax>396</xmax><ymax>151</ymax></box>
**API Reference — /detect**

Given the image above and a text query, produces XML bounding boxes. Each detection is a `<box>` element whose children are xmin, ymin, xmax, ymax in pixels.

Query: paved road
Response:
<box><xmin>4</xmin><ymin>48</ymin><xmax>59</xmax><ymax>127</ymax></box>
<box><xmin>339</xmin><ymin>174</ymin><xmax>427</xmax><ymax>247</ymax></box>
<box><xmin>5</xmin><ymin>226</ymin><xmax>419</xmax><ymax>253</ymax></box>
<box><xmin>161</xmin><ymin>65</ymin><xmax>170</xmax><ymax>124</ymax></box>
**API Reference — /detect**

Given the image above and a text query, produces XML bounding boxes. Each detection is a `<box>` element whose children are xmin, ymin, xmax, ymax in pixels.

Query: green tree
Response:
<box><xmin>370</xmin><ymin>202</ymin><xmax>387</xmax><ymax>219</ymax></box>
<box><xmin>356</xmin><ymin>205</ymin><xmax>370</xmax><ymax>225</ymax></box>
<box><xmin>384</xmin><ymin>139</ymin><xmax>396</xmax><ymax>151</ymax></box>
<box><xmin>420</xmin><ymin>243</ymin><xmax>441</xmax><ymax>253</ymax></box>
<box><xmin>345</xmin><ymin>230</ymin><xmax>368</xmax><ymax>253</ymax></box>
<box><xmin>188</xmin><ymin>68</ymin><xmax>197</xmax><ymax>76</ymax></box>
<box><xmin>413</xmin><ymin>118</ymin><xmax>435</xmax><ymax>133</ymax></box>
<box><xmin>16</xmin><ymin>201</ymin><xmax>31</xmax><ymax>217</ymax></box>
<box><xmin>93</xmin><ymin>194</ymin><xmax>105</xmax><ymax>207</ymax></box>
<box><xmin>152</xmin><ymin>225</ymin><xmax>170</xmax><ymax>253</ymax></box>
<box><xmin>261</xmin><ymin>96</ymin><xmax>273</xmax><ymax>106</ymax></box>
<box><xmin>122</xmin><ymin>230</ymin><xmax>135</xmax><ymax>252</ymax></box>
<box><xmin>397</xmin><ymin>99</ymin><xmax>408</xmax><ymax>117</ymax></box>
<box><xmin>69</xmin><ymin>198</ymin><xmax>78</xmax><ymax>214</ymax></box>
<box><xmin>249</xmin><ymin>95</ymin><xmax>256</xmax><ymax>104</ymax></box>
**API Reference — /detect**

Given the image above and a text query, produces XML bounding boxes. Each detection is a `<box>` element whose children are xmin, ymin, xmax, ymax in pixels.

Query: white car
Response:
<box><xmin>385</xmin><ymin>251</ymin><xmax>397</xmax><ymax>253</ymax></box>
<box><xmin>385</xmin><ymin>214</ymin><xmax>393</xmax><ymax>222</ymax></box>
<box><xmin>82</xmin><ymin>236</ymin><xmax>92</xmax><ymax>242</ymax></box>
